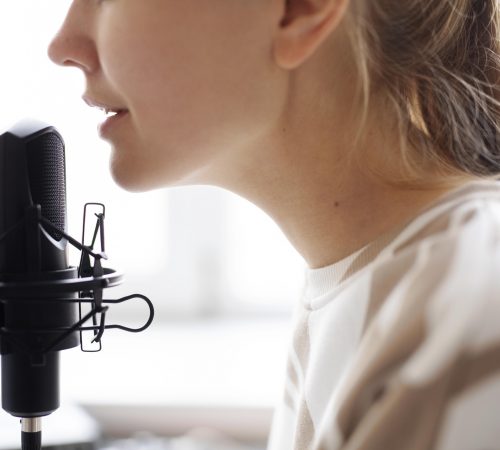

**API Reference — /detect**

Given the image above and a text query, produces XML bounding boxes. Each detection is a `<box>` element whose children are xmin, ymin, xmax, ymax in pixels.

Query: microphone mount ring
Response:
<box><xmin>0</xmin><ymin>202</ymin><xmax>154</xmax><ymax>356</ymax></box>
<box><xmin>0</xmin><ymin>293</ymin><xmax>154</xmax><ymax>354</ymax></box>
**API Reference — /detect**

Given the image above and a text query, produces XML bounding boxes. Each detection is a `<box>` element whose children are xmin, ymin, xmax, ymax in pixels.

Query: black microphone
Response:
<box><xmin>0</xmin><ymin>120</ymin><xmax>78</xmax><ymax>450</ymax></box>
<box><xmin>0</xmin><ymin>120</ymin><xmax>154</xmax><ymax>450</ymax></box>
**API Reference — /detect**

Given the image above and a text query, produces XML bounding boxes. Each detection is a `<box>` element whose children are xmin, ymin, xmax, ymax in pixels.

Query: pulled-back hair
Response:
<box><xmin>347</xmin><ymin>0</ymin><xmax>500</xmax><ymax>182</ymax></box>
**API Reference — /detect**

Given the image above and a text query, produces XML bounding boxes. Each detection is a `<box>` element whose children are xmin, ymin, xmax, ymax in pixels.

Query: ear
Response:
<box><xmin>273</xmin><ymin>0</ymin><xmax>351</xmax><ymax>70</ymax></box>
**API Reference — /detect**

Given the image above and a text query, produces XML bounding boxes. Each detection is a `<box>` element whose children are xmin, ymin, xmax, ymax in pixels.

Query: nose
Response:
<box><xmin>47</xmin><ymin>1</ymin><xmax>98</xmax><ymax>74</ymax></box>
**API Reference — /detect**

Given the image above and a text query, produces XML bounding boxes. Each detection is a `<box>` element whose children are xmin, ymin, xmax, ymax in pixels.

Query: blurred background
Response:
<box><xmin>0</xmin><ymin>1</ymin><xmax>306</xmax><ymax>449</ymax></box>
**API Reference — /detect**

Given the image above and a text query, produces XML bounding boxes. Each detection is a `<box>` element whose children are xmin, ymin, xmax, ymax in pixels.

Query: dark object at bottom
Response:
<box><xmin>12</xmin><ymin>442</ymin><xmax>95</xmax><ymax>450</ymax></box>
<box><xmin>21</xmin><ymin>431</ymin><xmax>41</xmax><ymax>450</ymax></box>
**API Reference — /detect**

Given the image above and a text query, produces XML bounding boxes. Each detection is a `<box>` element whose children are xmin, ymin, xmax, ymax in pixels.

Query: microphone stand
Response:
<box><xmin>21</xmin><ymin>418</ymin><xmax>42</xmax><ymax>450</ymax></box>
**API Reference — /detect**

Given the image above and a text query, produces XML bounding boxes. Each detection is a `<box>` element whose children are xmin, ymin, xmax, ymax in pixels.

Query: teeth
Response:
<box><xmin>103</xmin><ymin>108</ymin><xmax>119</xmax><ymax>117</ymax></box>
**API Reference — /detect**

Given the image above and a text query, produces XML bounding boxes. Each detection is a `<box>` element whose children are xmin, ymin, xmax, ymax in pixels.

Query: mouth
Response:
<box><xmin>83</xmin><ymin>96</ymin><xmax>130</xmax><ymax>138</ymax></box>
<box><xmin>83</xmin><ymin>96</ymin><xmax>128</xmax><ymax>116</ymax></box>
<box><xmin>98</xmin><ymin>109</ymin><xmax>129</xmax><ymax>139</ymax></box>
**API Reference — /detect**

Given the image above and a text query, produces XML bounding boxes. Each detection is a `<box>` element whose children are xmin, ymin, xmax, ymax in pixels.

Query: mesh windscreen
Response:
<box><xmin>26</xmin><ymin>132</ymin><xmax>66</xmax><ymax>241</ymax></box>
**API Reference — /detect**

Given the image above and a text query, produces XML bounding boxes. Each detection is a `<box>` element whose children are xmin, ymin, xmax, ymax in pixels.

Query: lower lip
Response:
<box><xmin>98</xmin><ymin>110</ymin><xmax>129</xmax><ymax>138</ymax></box>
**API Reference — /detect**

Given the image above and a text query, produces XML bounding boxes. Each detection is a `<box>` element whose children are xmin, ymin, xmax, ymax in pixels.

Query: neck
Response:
<box><xmin>228</xmin><ymin>156</ymin><xmax>467</xmax><ymax>269</ymax></box>
<box><xmin>194</xmin><ymin>36</ymin><xmax>473</xmax><ymax>268</ymax></box>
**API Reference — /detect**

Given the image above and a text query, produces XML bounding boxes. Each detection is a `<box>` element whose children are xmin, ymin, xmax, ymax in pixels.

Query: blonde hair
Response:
<box><xmin>347</xmin><ymin>0</ymin><xmax>500</xmax><ymax>184</ymax></box>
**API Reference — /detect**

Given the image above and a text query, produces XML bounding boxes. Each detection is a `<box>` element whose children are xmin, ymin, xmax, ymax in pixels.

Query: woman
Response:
<box><xmin>48</xmin><ymin>0</ymin><xmax>500</xmax><ymax>448</ymax></box>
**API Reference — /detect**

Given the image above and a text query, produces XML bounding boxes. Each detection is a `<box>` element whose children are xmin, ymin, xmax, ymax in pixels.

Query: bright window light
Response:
<box><xmin>0</xmin><ymin>0</ymin><xmax>305</xmax><ymax>320</ymax></box>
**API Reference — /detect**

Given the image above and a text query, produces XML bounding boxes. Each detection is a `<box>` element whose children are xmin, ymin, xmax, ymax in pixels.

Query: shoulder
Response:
<box><xmin>359</xmin><ymin>182</ymin><xmax>500</xmax><ymax>338</ymax></box>
<box><xmin>392</xmin><ymin>180</ymin><xmax>500</xmax><ymax>253</ymax></box>
<box><xmin>374</xmin><ymin>181</ymin><xmax>500</xmax><ymax>297</ymax></box>
<box><xmin>372</xmin><ymin>181</ymin><xmax>500</xmax><ymax>378</ymax></box>
<box><xmin>320</xmin><ymin>182</ymin><xmax>500</xmax><ymax>449</ymax></box>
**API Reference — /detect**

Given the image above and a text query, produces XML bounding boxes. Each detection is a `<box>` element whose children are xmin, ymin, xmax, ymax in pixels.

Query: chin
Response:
<box><xmin>109</xmin><ymin>158</ymin><xmax>161</xmax><ymax>193</ymax></box>
<box><xmin>108</xmin><ymin>148</ymin><xmax>213</xmax><ymax>192</ymax></box>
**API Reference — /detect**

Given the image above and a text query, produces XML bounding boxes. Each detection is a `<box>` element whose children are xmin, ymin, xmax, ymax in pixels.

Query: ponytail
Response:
<box><xmin>348</xmin><ymin>0</ymin><xmax>500</xmax><ymax>180</ymax></box>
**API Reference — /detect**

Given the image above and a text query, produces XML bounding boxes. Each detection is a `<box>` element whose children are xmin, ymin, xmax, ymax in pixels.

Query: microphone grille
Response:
<box><xmin>26</xmin><ymin>132</ymin><xmax>66</xmax><ymax>241</ymax></box>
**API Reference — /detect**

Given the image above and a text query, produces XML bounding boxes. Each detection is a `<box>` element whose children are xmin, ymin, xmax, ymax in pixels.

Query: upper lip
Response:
<box><xmin>83</xmin><ymin>96</ymin><xmax>128</xmax><ymax>113</ymax></box>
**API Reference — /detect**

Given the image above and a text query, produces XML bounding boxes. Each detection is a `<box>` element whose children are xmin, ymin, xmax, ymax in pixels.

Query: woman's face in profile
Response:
<box><xmin>49</xmin><ymin>0</ymin><xmax>285</xmax><ymax>192</ymax></box>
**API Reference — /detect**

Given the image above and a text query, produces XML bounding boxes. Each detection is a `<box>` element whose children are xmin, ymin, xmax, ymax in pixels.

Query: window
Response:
<box><xmin>0</xmin><ymin>0</ymin><xmax>305</xmax><ymax>322</ymax></box>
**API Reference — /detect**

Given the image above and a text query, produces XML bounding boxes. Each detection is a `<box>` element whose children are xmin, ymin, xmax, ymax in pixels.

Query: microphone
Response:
<box><xmin>0</xmin><ymin>120</ymin><xmax>154</xmax><ymax>450</ymax></box>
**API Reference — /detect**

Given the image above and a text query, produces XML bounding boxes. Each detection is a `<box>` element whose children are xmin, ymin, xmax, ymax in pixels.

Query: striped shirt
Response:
<box><xmin>268</xmin><ymin>180</ymin><xmax>500</xmax><ymax>450</ymax></box>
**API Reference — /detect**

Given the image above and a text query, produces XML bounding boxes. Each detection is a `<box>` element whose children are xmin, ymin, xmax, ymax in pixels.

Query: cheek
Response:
<box><xmin>104</xmin><ymin>4</ymin><xmax>276</xmax><ymax>127</ymax></box>
<box><xmin>114</xmin><ymin>34</ymin><xmax>268</xmax><ymax>124</ymax></box>
<box><xmin>100</xmin><ymin>2</ymin><xmax>283</xmax><ymax>188</ymax></box>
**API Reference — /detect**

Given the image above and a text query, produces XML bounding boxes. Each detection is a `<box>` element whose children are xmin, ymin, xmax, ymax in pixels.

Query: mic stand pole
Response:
<box><xmin>21</xmin><ymin>417</ymin><xmax>42</xmax><ymax>450</ymax></box>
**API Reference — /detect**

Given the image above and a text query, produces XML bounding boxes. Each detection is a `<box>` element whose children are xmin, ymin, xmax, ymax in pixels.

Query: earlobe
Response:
<box><xmin>273</xmin><ymin>0</ymin><xmax>350</xmax><ymax>70</ymax></box>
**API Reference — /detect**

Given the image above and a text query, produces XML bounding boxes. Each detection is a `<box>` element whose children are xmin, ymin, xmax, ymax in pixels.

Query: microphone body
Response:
<box><xmin>0</xmin><ymin>120</ymin><xmax>78</xmax><ymax>418</ymax></box>
<box><xmin>0</xmin><ymin>119</ymin><xmax>154</xmax><ymax>450</ymax></box>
